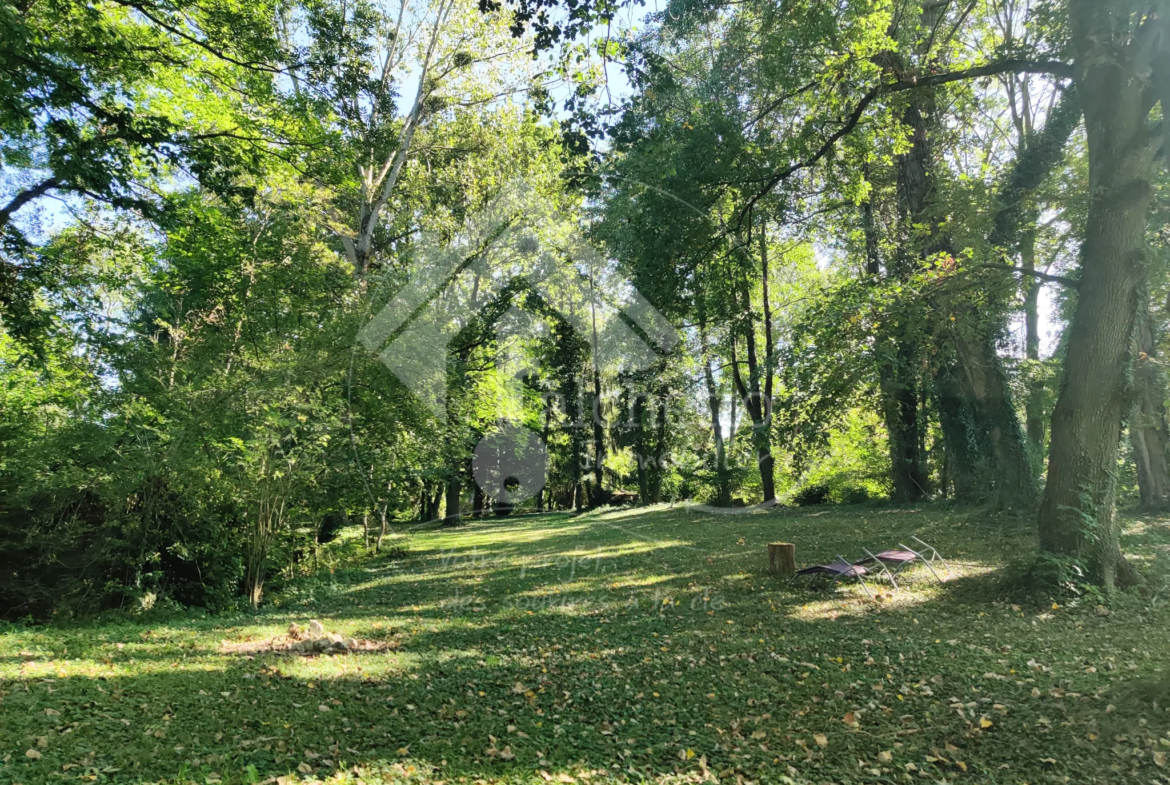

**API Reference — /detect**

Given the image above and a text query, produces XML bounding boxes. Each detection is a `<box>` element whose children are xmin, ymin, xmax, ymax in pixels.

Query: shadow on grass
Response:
<box><xmin>4</xmin><ymin>503</ymin><xmax>1169</xmax><ymax>784</ymax></box>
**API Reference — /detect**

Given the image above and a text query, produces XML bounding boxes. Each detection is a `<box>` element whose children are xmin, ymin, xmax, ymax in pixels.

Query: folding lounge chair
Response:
<box><xmin>792</xmin><ymin>556</ymin><xmax>874</xmax><ymax>599</ymax></box>
<box><xmin>854</xmin><ymin>536</ymin><xmax>950</xmax><ymax>585</ymax></box>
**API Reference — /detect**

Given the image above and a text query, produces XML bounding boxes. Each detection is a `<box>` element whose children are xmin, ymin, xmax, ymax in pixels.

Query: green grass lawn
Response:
<box><xmin>4</xmin><ymin>503</ymin><xmax>1170</xmax><ymax>785</ymax></box>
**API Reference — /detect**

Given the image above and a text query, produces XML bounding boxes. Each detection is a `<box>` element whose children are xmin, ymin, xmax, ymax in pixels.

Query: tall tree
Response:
<box><xmin>1038</xmin><ymin>0</ymin><xmax>1166</xmax><ymax>587</ymax></box>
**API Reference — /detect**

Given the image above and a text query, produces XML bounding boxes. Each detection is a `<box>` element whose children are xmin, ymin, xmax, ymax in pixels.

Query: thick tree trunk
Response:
<box><xmin>425</xmin><ymin>483</ymin><xmax>443</xmax><ymax>522</ymax></box>
<box><xmin>881</xmin><ymin>350</ymin><xmax>928</xmax><ymax>502</ymax></box>
<box><xmin>882</xmin><ymin>89</ymin><xmax>935</xmax><ymax>504</ymax></box>
<box><xmin>443</xmin><ymin>474</ymin><xmax>462</xmax><ymax>526</ymax></box>
<box><xmin>1039</xmin><ymin>1</ymin><xmax>1152</xmax><ymax>587</ymax></box>
<box><xmin>934</xmin><ymin>356</ymin><xmax>982</xmax><ymax>503</ymax></box>
<box><xmin>951</xmin><ymin>324</ymin><xmax>1035</xmax><ymax>509</ymax></box>
<box><xmin>1131</xmin><ymin>304</ymin><xmax>1170</xmax><ymax>511</ymax></box>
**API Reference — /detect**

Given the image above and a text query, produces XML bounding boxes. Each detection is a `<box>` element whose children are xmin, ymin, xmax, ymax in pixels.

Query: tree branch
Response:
<box><xmin>972</xmin><ymin>263</ymin><xmax>1079</xmax><ymax>288</ymax></box>
<box><xmin>0</xmin><ymin>177</ymin><xmax>59</xmax><ymax>229</ymax></box>
<box><xmin>737</xmin><ymin>59</ymin><xmax>1074</xmax><ymax>227</ymax></box>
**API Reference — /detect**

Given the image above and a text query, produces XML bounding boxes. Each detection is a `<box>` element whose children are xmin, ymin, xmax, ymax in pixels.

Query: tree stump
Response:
<box><xmin>768</xmin><ymin>542</ymin><xmax>796</xmax><ymax>577</ymax></box>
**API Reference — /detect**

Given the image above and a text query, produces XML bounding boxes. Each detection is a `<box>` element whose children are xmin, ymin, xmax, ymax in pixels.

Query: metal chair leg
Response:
<box><xmin>899</xmin><ymin>543</ymin><xmax>944</xmax><ymax>584</ymax></box>
<box><xmin>837</xmin><ymin>556</ymin><xmax>873</xmax><ymax>599</ymax></box>
<box><xmin>913</xmin><ymin>536</ymin><xmax>951</xmax><ymax>576</ymax></box>
<box><xmin>862</xmin><ymin>548</ymin><xmax>898</xmax><ymax>589</ymax></box>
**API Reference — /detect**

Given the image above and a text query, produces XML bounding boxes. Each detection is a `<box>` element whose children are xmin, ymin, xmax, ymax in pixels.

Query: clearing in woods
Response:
<box><xmin>3</xmin><ymin>504</ymin><xmax>1170</xmax><ymax>784</ymax></box>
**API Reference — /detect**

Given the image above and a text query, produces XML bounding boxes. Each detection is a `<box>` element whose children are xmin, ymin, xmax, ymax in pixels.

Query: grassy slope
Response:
<box><xmin>3</xmin><ymin>504</ymin><xmax>1170</xmax><ymax>785</ymax></box>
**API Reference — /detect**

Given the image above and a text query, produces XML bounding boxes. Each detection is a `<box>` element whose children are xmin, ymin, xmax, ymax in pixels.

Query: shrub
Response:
<box><xmin>794</xmin><ymin>484</ymin><xmax>830</xmax><ymax>506</ymax></box>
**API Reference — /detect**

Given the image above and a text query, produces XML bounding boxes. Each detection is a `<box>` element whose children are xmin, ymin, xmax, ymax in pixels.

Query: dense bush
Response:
<box><xmin>793</xmin><ymin>483</ymin><xmax>830</xmax><ymax>506</ymax></box>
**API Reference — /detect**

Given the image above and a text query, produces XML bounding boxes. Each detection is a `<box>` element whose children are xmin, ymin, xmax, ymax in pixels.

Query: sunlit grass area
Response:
<box><xmin>4</xmin><ymin>504</ymin><xmax>1170</xmax><ymax>784</ymax></box>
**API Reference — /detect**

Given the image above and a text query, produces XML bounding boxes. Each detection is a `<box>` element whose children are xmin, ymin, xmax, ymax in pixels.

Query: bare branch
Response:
<box><xmin>0</xmin><ymin>177</ymin><xmax>59</xmax><ymax>229</ymax></box>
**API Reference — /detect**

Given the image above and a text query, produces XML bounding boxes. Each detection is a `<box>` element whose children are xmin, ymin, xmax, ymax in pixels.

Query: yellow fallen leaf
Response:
<box><xmin>1155</xmin><ymin>751</ymin><xmax>1167</xmax><ymax>767</ymax></box>
<box><xmin>25</xmin><ymin>749</ymin><xmax>43</xmax><ymax>760</ymax></box>
<box><xmin>814</xmin><ymin>734</ymin><xmax>828</xmax><ymax>748</ymax></box>
<box><xmin>979</xmin><ymin>717</ymin><xmax>993</xmax><ymax>728</ymax></box>
<box><xmin>877</xmin><ymin>750</ymin><xmax>893</xmax><ymax>763</ymax></box>
<box><xmin>297</xmin><ymin>762</ymin><xmax>312</xmax><ymax>774</ymax></box>
<box><xmin>751</xmin><ymin>730</ymin><xmax>766</xmax><ymax>740</ymax></box>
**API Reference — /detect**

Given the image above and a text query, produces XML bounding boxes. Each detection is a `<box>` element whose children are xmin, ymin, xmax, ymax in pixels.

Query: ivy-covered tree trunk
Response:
<box><xmin>885</xmin><ymin>84</ymin><xmax>936</xmax><ymax>504</ymax></box>
<box><xmin>951</xmin><ymin>322</ymin><xmax>1034</xmax><ymax>509</ymax></box>
<box><xmin>730</xmin><ymin>283</ymin><xmax>776</xmax><ymax>503</ymax></box>
<box><xmin>881</xmin><ymin>352</ymin><xmax>927</xmax><ymax>502</ymax></box>
<box><xmin>1038</xmin><ymin>0</ymin><xmax>1152</xmax><ymax>587</ymax></box>
<box><xmin>1130</xmin><ymin>303</ymin><xmax>1170</xmax><ymax>511</ymax></box>
<box><xmin>934</xmin><ymin>356</ymin><xmax>981</xmax><ymax>502</ymax></box>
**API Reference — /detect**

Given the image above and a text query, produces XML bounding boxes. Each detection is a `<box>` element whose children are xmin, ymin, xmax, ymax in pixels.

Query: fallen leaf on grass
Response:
<box><xmin>813</xmin><ymin>734</ymin><xmax>828</xmax><ymax>748</ymax></box>
<box><xmin>877</xmin><ymin>750</ymin><xmax>893</xmax><ymax>763</ymax></box>
<box><xmin>25</xmin><ymin>749</ymin><xmax>43</xmax><ymax>759</ymax></box>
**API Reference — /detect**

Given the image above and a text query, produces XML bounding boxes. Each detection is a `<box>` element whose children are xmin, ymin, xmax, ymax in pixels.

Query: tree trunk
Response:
<box><xmin>1131</xmin><ymin>303</ymin><xmax>1170</xmax><ymax>511</ymax></box>
<box><xmin>589</xmin><ymin>271</ymin><xmax>606</xmax><ymax>505</ymax></box>
<box><xmin>881</xmin><ymin>351</ymin><xmax>927</xmax><ymax>503</ymax></box>
<box><xmin>1039</xmin><ymin>0</ymin><xmax>1152</xmax><ymax>587</ymax></box>
<box><xmin>472</xmin><ymin>484</ymin><xmax>487</xmax><ymax>518</ymax></box>
<box><xmin>1021</xmin><ymin>227</ymin><xmax>1046</xmax><ymax>456</ymax></box>
<box><xmin>951</xmin><ymin>324</ymin><xmax>1035</xmax><ymax>509</ymax></box>
<box><xmin>768</xmin><ymin>542</ymin><xmax>796</xmax><ymax>577</ymax></box>
<box><xmin>730</xmin><ymin>282</ymin><xmax>776</xmax><ymax>503</ymax></box>
<box><xmin>634</xmin><ymin>389</ymin><xmax>651</xmax><ymax>505</ymax></box>
<box><xmin>590</xmin><ymin>367</ymin><xmax>606</xmax><ymax>505</ymax></box>
<box><xmin>443</xmin><ymin>473</ymin><xmax>462</xmax><ymax>526</ymax></box>
<box><xmin>934</xmin><ymin>356</ymin><xmax>982</xmax><ymax>503</ymax></box>
<box><xmin>882</xmin><ymin>87</ymin><xmax>934</xmax><ymax>504</ymax></box>
<box><xmin>651</xmin><ymin>394</ymin><xmax>667</xmax><ymax>504</ymax></box>
<box><xmin>376</xmin><ymin>504</ymin><xmax>388</xmax><ymax>553</ymax></box>
<box><xmin>700</xmin><ymin>316</ymin><xmax>731</xmax><ymax>506</ymax></box>
<box><xmin>537</xmin><ymin>401</ymin><xmax>552</xmax><ymax>512</ymax></box>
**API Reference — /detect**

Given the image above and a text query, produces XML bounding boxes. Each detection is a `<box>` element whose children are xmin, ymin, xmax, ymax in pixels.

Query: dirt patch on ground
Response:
<box><xmin>220</xmin><ymin>621</ymin><xmax>401</xmax><ymax>656</ymax></box>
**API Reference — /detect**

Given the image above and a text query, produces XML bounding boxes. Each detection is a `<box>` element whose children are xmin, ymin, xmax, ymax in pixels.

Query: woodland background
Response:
<box><xmin>1</xmin><ymin>0</ymin><xmax>1167</xmax><ymax>617</ymax></box>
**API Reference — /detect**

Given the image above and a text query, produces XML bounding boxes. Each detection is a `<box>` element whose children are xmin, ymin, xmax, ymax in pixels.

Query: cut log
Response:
<box><xmin>768</xmin><ymin>542</ymin><xmax>796</xmax><ymax>576</ymax></box>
